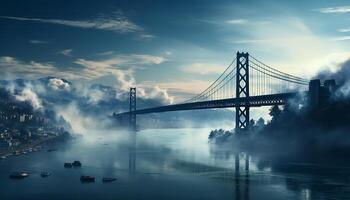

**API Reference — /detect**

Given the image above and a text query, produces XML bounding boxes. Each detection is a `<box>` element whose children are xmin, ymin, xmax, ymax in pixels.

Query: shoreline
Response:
<box><xmin>0</xmin><ymin>135</ymin><xmax>61</xmax><ymax>157</ymax></box>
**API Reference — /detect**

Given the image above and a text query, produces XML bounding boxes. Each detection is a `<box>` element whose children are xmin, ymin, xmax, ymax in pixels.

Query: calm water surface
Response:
<box><xmin>0</xmin><ymin>128</ymin><xmax>349</xmax><ymax>200</ymax></box>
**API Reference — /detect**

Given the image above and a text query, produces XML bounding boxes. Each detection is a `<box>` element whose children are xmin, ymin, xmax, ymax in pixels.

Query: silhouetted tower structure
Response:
<box><xmin>129</xmin><ymin>87</ymin><xmax>137</xmax><ymax>131</ymax></box>
<box><xmin>235</xmin><ymin>52</ymin><xmax>250</xmax><ymax>132</ymax></box>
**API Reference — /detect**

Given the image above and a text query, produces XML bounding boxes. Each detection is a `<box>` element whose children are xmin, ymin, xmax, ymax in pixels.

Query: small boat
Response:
<box><xmin>102</xmin><ymin>177</ymin><xmax>117</xmax><ymax>183</ymax></box>
<box><xmin>41</xmin><ymin>172</ymin><xmax>51</xmax><ymax>177</ymax></box>
<box><xmin>80</xmin><ymin>176</ymin><xmax>95</xmax><ymax>182</ymax></box>
<box><xmin>9</xmin><ymin>171</ymin><xmax>29</xmax><ymax>179</ymax></box>
<box><xmin>72</xmin><ymin>161</ymin><xmax>82</xmax><ymax>167</ymax></box>
<box><xmin>1</xmin><ymin>156</ymin><xmax>6</xmax><ymax>159</ymax></box>
<box><xmin>64</xmin><ymin>163</ymin><xmax>73</xmax><ymax>168</ymax></box>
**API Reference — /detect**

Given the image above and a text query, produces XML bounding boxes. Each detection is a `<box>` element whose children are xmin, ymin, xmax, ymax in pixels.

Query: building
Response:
<box><xmin>309</xmin><ymin>79</ymin><xmax>338</xmax><ymax>110</ymax></box>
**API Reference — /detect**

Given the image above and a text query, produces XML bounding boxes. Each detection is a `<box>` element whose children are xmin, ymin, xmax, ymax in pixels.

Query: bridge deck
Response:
<box><xmin>115</xmin><ymin>92</ymin><xmax>301</xmax><ymax>116</ymax></box>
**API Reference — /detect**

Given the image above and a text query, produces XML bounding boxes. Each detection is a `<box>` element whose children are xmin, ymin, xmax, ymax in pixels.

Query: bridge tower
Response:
<box><xmin>129</xmin><ymin>87</ymin><xmax>137</xmax><ymax>131</ymax></box>
<box><xmin>235</xmin><ymin>52</ymin><xmax>250</xmax><ymax>132</ymax></box>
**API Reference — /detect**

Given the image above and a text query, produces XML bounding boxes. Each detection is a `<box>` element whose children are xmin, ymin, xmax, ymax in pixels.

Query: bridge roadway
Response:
<box><xmin>116</xmin><ymin>92</ymin><xmax>302</xmax><ymax>116</ymax></box>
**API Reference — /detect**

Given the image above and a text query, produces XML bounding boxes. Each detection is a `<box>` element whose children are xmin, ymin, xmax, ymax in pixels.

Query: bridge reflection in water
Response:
<box><xmin>235</xmin><ymin>153</ymin><xmax>250</xmax><ymax>200</ymax></box>
<box><xmin>128</xmin><ymin>130</ymin><xmax>136</xmax><ymax>174</ymax></box>
<box><xmin>127</xmin><ymin>131</ymin><xmax>251</xmax><ymax>199</ymax></box>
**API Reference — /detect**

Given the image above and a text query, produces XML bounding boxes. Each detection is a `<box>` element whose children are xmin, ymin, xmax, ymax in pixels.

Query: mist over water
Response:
<box><xmin>1</xmin><ymin>125</ymin><xmax>350</xmax><ymax>200</ymax></box>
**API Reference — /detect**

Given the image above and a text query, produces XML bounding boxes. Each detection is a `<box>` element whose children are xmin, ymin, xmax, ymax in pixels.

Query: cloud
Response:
<box><xmin>141</xmin><ymin>80</ymin><xmax>211</xmax><ymax>102</ymax></box>
<box><xmin>0</xmin><ymin>56</ymin><xmax>81</xmax><ymax>79</ymax></box>
<box><xmin>225</xmin><ymin>18</ymin><xmax>270</xmax><ymax>26</ymax></box>
<box><xmin>74</xmin><ymin>54</ymin><xmax>165</xmax><ymax>90</ymax></box>
<box><xmin>48</xmin><ymin>78</ymin><xmax>71</xmax><ymax>91</ymax></box>
<box><xmin>55</xmin><ymin>103</ymin><xmax>99</xmax><ymax>133</ymax></box>
<box><xmin>0</xmin><ymin>54</ymin><xmax>172</xmax><ymax>103</ymax></box>
<box><xmin>333</xmin><ymin>36</ymin><xmax>350</xmax><ymax>41</ymax></box>
<box><xmin>228</xmin><ymin>17</ymin><xmax>349</xmax><ymax>77</ymax></box>
<box><xmin>29</xmin><ymin>40</ymin><xmax>47</xmax><ymax>44</ymax></box>
<box><xmin>75</xmin><ymin>54</ymin><xmax>165</xmax><ymax>90</ymax></box>
<box><xmin>338</xmin><ymin>28</ymin><xmax>350</xmax><ymax>33</ymax></box>
<box><xmin>226</xmin><ymin>19</ymin><xmax>248</xmax><ymax>25</ymax></box>
<box><xmin>316</xmin><ymin>6</ymin><xmax>350</xmax><ymax>14</ymax></box>
<box><xmin>97</xmin><ymin>51</ymin><xmax>114</xmax><ymax>56</ymax></box>
<box><xmin>181</xmin><ymin>63</ymin><xmax>226</xmax><ymax>75</ymax></box>
<box><xmin>137</xmin><ymin>86</ymin><xmax>174</xmax><ymax>104</ymax></box>
<box><xmin>0</xmin><ymin>53</ymin><xmax>165</xmax><ymax>83</ymax></box>
<box><xmin>59</xmin><ymin>49</ymin><xmax>73</xmax><ymax>57</ymax></box>
<box><xmin>138</xmin><ymin>33</ymin><xmax>155</xmax><ymax>40</ymax></box>
<box><xmin>14</xmin><ymin>87</ymin><xmax>43</xmax><ymax>110</ymax></box>
<box><xmin>0</xmin><ymin>12</ymin><xmax>143</xmax><ymax>34</ymax></box>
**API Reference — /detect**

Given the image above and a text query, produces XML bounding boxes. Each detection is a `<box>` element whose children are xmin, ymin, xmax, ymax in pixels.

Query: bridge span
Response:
<box><xmin>129</xmin><ymin>92</ymin><xmax>299</xmax><ymax>115</ymax></box>
<box><xmin>114</xmin><ymin>52</ymin><xmax>333</xmax><ymax>132</ymax></box>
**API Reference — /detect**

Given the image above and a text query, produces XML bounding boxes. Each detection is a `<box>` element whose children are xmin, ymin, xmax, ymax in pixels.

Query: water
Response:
<box><xmin>1</xmin><ymin>128</ymin><xmax>350</xmax><ymax>200</ymax></box>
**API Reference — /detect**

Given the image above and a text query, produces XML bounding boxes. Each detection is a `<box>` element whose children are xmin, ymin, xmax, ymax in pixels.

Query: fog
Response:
<box><xmin>208</xmin><ymin>57</ymin><xmax>350</xmax><ymax>168</ymax></box>
<box><xmin>0</xmin><ymin>76</ymin><xmax>235</xmax><ymax>138</ymax></box>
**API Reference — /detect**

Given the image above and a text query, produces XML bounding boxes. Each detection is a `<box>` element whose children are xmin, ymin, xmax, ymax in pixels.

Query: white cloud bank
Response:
<box><xmin>14</xmin><ymin>87</ymin><xmax>43</xmax><ymax>110</ymax></box>
<box><xmin>0</xmin><ymin>53</ymin><xmax>173</xmax><ymax>104</ymax></box>
<box><xmin>48</xmin><ymin>78</ymin><xmax>71</xmax><ymax>91</ymax></box>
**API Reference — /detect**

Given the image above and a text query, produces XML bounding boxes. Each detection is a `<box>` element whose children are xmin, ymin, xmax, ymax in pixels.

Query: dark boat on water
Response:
<box><xmin>80</xmin><ymin>176</ymin><xmax>95</xmax><ymax>182</ymax></box>
<box><xmin>72</xmin><ymin>160</ymin><xmax>82</xmax><ymax>167</ymax></box>
<box><xmin>41</xmin><ymin>172</ymin><xmax>51</xmax><ymax>177</ymax></box>
<box><xmin>64</xmin><ymin>163</ymin><xmax>73</xmax><ymax>168</ymax></box>
<box><xmin>102</xmin><ymin>177</ymin><xmax>117</xmax><ymax>183</ymax></box>
<box><xmin>9</xmin><ymin>171</ymin><xmax>29</xmax><ymax>179</ymax></box>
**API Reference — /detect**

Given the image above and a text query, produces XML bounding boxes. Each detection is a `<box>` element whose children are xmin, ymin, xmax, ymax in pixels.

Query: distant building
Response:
<box><xmin>20</xmin><ymin>114</ymin><xmax>26</xmax><ymax>122</ymax></box>
<box><xmin>0</xmin><ymin>139</ymin><xmax>12</xmax><ymax>149</ymax></box>
<box><xmin>309</xmin><ymin>79</ymin><xmax>338</xmax><ymax>110</ymax></box>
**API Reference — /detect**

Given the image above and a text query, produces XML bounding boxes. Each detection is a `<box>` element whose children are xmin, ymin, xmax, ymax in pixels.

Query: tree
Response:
<box><xmin>269</xmin><ymin>105</ymin><xmax>281</xmax><ymax>122</ymax></box>
<box><xmin>256</xmin><ymin>117</ymin><xmax>265</xmax><ymax>128</ymax></box>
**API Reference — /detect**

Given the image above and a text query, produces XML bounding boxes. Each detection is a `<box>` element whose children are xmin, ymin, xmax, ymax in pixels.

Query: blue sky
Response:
<box><xmin>1</xmin><ymin>0</ymin><xmax>350</xmax><ymax>102</ymax></box>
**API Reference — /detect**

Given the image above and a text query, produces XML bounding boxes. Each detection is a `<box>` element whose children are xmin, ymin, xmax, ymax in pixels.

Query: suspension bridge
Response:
<box><xmin>114</xmin><ymin>52</ymin><xmax>314</xmax><ymax>132</ymax></box>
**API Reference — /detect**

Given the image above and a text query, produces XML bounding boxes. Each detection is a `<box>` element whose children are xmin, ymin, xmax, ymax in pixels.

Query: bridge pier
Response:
<box><xmin>129</xmin><ymin>87</ymin><xmax>137</xmax><ymax>131</ymax></box>
<box><xmin>235</xmin><ymin>52</ymin><xmax>250</xmax><ymax>133</ymax></box>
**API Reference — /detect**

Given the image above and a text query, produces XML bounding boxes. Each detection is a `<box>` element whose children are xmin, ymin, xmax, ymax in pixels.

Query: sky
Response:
<box><xmin>0</xmin><ymin>0</ymin><xmax>350</xmax><ymax>102</ymax></box>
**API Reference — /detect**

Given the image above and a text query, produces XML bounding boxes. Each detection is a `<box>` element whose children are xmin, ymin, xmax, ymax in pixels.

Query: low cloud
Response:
<box><xmin>142</xmin><ymin>80</ymin><xmax>211</xmax><ymax>103</ymax></box>
<box><xmin>137</xmin><ymin>86</ymin><xmax>174</xmax><ymax>104</ymax></box>
<box><xmin>13</xmin><ymin>86</ymin><xmax>43</xmax><ymax>110</ymax></box>
<box><xmin>48</xmin><ymin>78</ymin><xmax>71</xmax><ymax>91</ymax></box>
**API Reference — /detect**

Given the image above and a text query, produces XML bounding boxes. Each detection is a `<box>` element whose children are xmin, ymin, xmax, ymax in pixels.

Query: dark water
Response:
<box><xmin>1</xmin><ymin>128</ymin><xmax>350</xmax><ymax>200</ymax></box>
